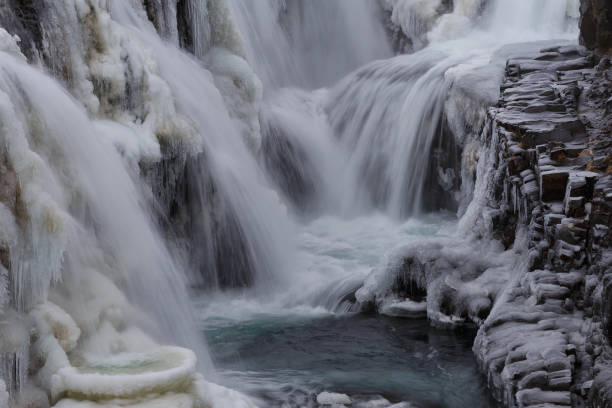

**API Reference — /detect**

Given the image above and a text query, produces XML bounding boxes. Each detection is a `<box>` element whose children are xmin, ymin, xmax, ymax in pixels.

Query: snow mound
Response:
<box><xmin>49</xmin><ymin>357</ymin><xmax>260</xmax><ymax>408</ymax></box>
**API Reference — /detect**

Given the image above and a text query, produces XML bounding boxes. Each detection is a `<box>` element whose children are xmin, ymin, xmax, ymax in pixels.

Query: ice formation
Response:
<box><xmin>0</xmin><ymin>0</ymin><xmax>272</xmax><ymax>406</ymax></box>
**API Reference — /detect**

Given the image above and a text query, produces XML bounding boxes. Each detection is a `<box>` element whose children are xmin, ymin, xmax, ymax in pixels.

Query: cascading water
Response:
<box><xmin>0</xmin><ymin>28</ymin><xmax>215</xmax><ymax>405</ymax></box>
<box><xmin>199</xmin><ymin>0</ymin><xmax>582</xmax><ymax>405</ymax></box>
<box><xmin>225</xmin><ymin>0</ymin><xmax>393</xmax><ymax>89</ymax></box>
<box><xmin>256</xmin><ymin>0</ymin><xmax>579</xmax><ymax>220</ymax></box>
<box><xmin>0</xmin><ymin>0</ymin><xmax>288</xmax><ymax>406</ymax></box>
<box><xmin>0</xmin><ymin>0</ymin><xmax>585</xmax><ymax>407</ymax></box>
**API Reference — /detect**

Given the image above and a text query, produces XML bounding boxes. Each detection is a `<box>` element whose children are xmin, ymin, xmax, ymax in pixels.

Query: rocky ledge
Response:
<box><xmin>354</xmin><ymin>42</ymin><xmax>611</xmax><ymax>407</ymax></box>
<box><xmin>472</xmin><ymin>45</ymin><xmax>611</xmax><ymax>407</ymax></box>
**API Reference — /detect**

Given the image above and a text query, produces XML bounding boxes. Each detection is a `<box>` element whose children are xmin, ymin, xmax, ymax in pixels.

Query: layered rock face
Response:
<box><xmin>472</xmin><ymin>44</ymin><xmax>612</xmax><ymax>407</ymax></box>
<box><xmin>356</xmin><ymin>15</ymin><xmax>611</xmax><ymax>408</ymax></box>
<box><xmin>464</xmin><ymin>3</ymin><xmax>612</xmax><ymax>406</ymax></box>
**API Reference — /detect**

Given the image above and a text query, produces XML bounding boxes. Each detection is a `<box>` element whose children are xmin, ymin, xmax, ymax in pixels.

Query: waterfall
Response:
<box><xmin>226</xmin><ymin>0</ymin><xmax>393</xmax><ymax>89</ymax></box>
<box><xmin>0</xmin><ymin>0</ymin><xmax>584</xmax><ymax>406</ymax></box>
<box><xmin>257</xmin><ymin>0</ymin><xmax>579</xmax><ymax>218</ymax></box>
<box><xmin>0</xmin><ymin>0</ymin><xmax>291</xmax><ymax>405</ymax></box>
<box><xmin>0</xmin><ymin>31</ymin><xmax>214</xmax><ymax>400</ymax></box>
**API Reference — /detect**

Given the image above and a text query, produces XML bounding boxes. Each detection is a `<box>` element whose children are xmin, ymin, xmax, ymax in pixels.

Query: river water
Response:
<box><xmin>196</xmin><ymin>214</ymin><xmax>498</xmax><ymax>407</ymax></box>
<box><xmin>203</xmin><ymin>313</ymin><xmax>497</xmax><ymax>407</ymax></box>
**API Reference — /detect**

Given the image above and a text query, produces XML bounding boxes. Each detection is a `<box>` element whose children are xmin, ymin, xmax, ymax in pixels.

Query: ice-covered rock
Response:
<box><xmin>192</xmin><ymin>375</ymin><xmax>258</xmax><ymax>408</ymax></box>
<box><xmin>206</xmin><ymin>47</ymin><xmax>263</xmax><ymax>150</ymax></box>
<box><xmin>31</xmin><ymin>302</ymin><xmax>81</xmax><ymax>353</ymax></box>
<box><xmin>381</xmin><ymin>299</ymin><xmax>427</xmax><ymax>318</ymax></box>
<box><xmin>355</xmin><ymin>235</ymin><xmax>517</xmax><ymax>327</ymax></box>
<box><xmin>348</xmin><ymin>34</ymin><xmax>611</xmax><ymax>407</ymax></box>
<box><xmin>0</xmin><ymin>28</ymin><xmax>25</xmax><ymax>61</ymax></box>
<box><xmin>53</xmin><ymin>393</ymin><xmax>194</xmax><ymax>408</ymax></box>
<box><xmin>316</xmin><ymin>391</ymin><xmax>351</xmax><ymax>406</ymax></box>
<box><xmin>465</xmin><ymin>42</ymin><xmax>612</xmax><ymax>407</ymax></box>
<box><xmin>53</xmin><ymin>346</ymin><xmax>196</xmax><ymax>401</ymax></box>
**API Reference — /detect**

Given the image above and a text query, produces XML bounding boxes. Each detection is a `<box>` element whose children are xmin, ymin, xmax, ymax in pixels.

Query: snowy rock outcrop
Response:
<box><xmin>469</xmin><ymin>43</ymin><xmax>611</xmax><ymax>408</ymax></box>
<box><xmin>353</xmin><ymin>36</ymin><xmax>611</xmax><ymax>408</ymax></box>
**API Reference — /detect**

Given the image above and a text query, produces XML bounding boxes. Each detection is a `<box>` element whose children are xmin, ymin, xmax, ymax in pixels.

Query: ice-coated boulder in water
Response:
<box><xmin>31</xmin><ymin>302</ymin><xmax>81</xmax><ymax>353</ymax></box>
<box><xmin>316</xmin><ymin>391</ymin><xmax>351</xmax><ymax>406</ymax></box>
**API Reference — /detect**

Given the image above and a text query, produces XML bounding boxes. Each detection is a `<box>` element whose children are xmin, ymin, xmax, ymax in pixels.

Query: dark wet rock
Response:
<box><xmin>260</xmin><ymin>115</ymin><xmax>321</xmax><ymax>213</ymax></box>
<box><xmin>0</xmin><ymin>0</ymin><xmax>44</xmax><ymax>61</ymax></box>
<box><xmin>141</xmin><ymin>141</ymin><xmax>257</xmax><ymax>289</ymax></box>
<box><xmin>540</xmin><ymin>170</ymin><xmax>569</xmax><ymax>202</ymax></box>
<box><xmin>580</xmin><ymin>0</ymin><xmax>612</xmax><ymax>54</ymax></box>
